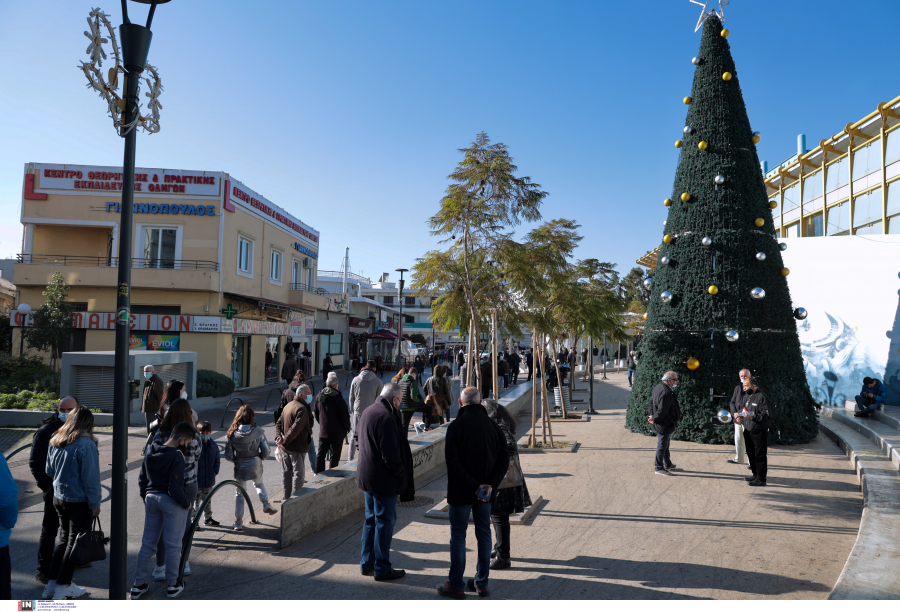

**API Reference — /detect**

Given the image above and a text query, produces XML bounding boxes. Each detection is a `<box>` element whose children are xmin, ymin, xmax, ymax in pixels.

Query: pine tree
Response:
<box><xmin>23</xmin><ymin>272</ymin><xmax>74</xmax><ymax>371</ymax></box>
<box><xmin>625</xmin><ymin>14</ymin><xmax>817</xmax><ymax>445</ymax></box>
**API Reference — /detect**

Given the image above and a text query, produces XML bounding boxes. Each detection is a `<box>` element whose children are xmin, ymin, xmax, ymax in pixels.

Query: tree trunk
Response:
<box><xmin>529</xmin><ymin>328</ymin><xmax>537</xmax><ymax>447</ymax></box>
<box><xmin>491</xmin><ymin>310</ymin><xmax>499</xmax><ymax>399</ymax></box>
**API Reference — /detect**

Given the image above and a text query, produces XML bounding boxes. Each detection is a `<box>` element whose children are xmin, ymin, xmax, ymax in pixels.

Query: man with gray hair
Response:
<box><xmin>348</xmin><ymin>360</ymin><xmax>384</xmax><ymax>462</ymax></box>
<box><xmin>355</xmin><ymin>383</ymin><xmax>414</xmax><ymax>582</ymax></box>
<box><xmin>648</xmin><ymin>371</ymin><xmax>681</xmax><ymax>475</ymax></box>
<box><xmin>314</xmin><ymin>372</ymin><xmax>350</xmax><ymax>472</ymax></box>
<box><xmin>275</xmin><ymin>384</ymin><xmax>313</xmax><ymax>499</ymax></box>
<box><xmin>728</xmin><ymin>369</ymin><xmax>752</xmax><ymax>467</ymax></box>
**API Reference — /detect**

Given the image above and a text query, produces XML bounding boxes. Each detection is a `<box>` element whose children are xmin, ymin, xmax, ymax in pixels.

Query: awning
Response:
<box><xmin>359</xmin><ymin>329</ymin><xmax>412</xmax><ymax>341</ymax></box>
<box><xmin>224</xmin><ymin>292</ymin><xmax>315</xmax><ymax>316</ymax></box>
<box><xmin>349</xmin><ymin>317</ymin><xmax>372</xmax><ymax>329</ymax></box>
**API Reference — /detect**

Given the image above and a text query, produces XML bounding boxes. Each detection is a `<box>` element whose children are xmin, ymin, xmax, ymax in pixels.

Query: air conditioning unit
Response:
<box><xmin>302</xmin><ymin>257</ymin><xmax>311</xmax><ymax>267</ymax></box>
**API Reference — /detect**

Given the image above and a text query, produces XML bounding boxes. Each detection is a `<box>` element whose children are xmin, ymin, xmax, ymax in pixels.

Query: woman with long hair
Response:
<box><xmin>424</xmin><ymin>365</ymin><xmax>454</xmax><ymax>426</ymax></box>
<box><xmin>487</xmin><ymin>400</ymin><xmax>531</xmax><ymax>570</ymax></box>
<box><xmin>148</xmin><ymin>399</ymin><xmax>199</xmax><ymax>580</ymax></box>
<box><xmin>391</xmin><ymin>367</ymin><xmax>408</xmax><ymax>384</ymax></box>
<box><xmin>224</xmin><ymin>405</ymin><xmax>277</xmax><ymax>531</ymax></box>
<box><xmin>42</xmin><ymin>406</ymin><xmax>101</xmax><ymax>600</ymax></box>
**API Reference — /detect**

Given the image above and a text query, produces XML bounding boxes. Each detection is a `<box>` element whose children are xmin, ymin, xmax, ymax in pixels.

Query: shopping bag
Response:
<box><xmin>497</xmin><ymin>454</ymin><xmax>524</xmax><ymax>490</ymax></box>
<box><xmin>71</xmin><ymin>517</ymin><xmax>109</xmax><ymax>565</ymax></box>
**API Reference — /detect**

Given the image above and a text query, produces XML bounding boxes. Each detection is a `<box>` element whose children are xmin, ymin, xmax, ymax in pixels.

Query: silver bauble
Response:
<box><xmin>793</xmin><ymin>307</ymin><xmax>808</xmax><ymax>320</ymax></box>
<box><xmin>725</xmin><ymin>330</ymin><xmax>739</xmax><ymax>342</ymax></box>
<box><xmin>779</xmin><ymin>242</ymin><xmax>787</xmax><ymax>251</ymax></box>
<box><xmin>714</xmin><ymin>174</ymin><xmax>725</xmax><ymax>185</ymax></box>
<box><xmin>659</xmin><ymin>256</ymin><xmax>670</xmax><ymax>265</ymax></box>
<box><xmin>717</xmin><ymin>409</ymin><xmax>733</xmax><ymax>424</ymax></box>
<box><xmin>684</xmin><ymin>125</ymin><xmax>694</xmax><ymax>135</ymax></box>
<box><xmin>660</xmin><ymin>291</ymin><xmax>673</xmax><ymax>303</ymax></box>
<box><xmin>701</xmin><ymin>236</ymin><xmax>713</xmax><ymax>246</ymax></box>
<box><xmin>692</xmin><ymin>56</ymin><xmax>701</xmax><ymax>66</ymax></box>
<box><xmin>755</xmin><ymin>252</ymin><xmax>766</xmax><ymax>261</ymax></box>
<box><xmin>642</xmin><ymin>278</ymin><xmax>652</xmax><ymax>290</ymax></box>
<box><xmin>751</xmin><ymin>287</ymin><xmax>766</xmax><ymax>300</ymax></box>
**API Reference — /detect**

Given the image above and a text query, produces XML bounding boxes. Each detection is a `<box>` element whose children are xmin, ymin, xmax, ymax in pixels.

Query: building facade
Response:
<box><xmin>12</xmin><ymin>162</ymin><xmax>335</xmax><ymax>389</ymax></box>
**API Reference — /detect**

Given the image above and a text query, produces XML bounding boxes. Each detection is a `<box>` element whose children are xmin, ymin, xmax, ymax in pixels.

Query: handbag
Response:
<box><xmin>71</xmin><ymin>517</ymin><xmax>108</xmax><ymax>565</ymax></box>
<box><xmin>497</xmin><ymin>453</ymin><xmax>524</xmax><ymax>490</ymax></box>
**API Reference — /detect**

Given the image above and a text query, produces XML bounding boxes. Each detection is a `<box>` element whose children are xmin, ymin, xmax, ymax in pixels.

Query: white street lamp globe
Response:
<box><xmin>17</xmin><ymin>303</ymin><xmax>31</xmax><ymax>316</ymax></box>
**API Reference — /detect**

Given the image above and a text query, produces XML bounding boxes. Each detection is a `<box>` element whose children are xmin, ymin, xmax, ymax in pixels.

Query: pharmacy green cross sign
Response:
<box><xmin>221</xmin><ymin>303</ymin><xmax>239</xmax><ymax>319</ymax></box>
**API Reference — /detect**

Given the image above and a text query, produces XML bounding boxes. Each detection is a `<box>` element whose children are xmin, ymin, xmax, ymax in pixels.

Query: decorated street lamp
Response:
<box><xmin>395</xmin><ymin>268</ymin><xmax>408</xmax><ymax>367</ymax></box>
<box><xmin>79</xmin><ymin>0</ymin><xmax>172</xmax><ymax>600</ymax></box>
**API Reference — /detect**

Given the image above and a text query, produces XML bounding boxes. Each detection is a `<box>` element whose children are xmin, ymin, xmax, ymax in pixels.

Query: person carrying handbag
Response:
<box><xmin>486</xmin><ymin>400</ymin><xmax>531</xmax><ymax>570</ymax></box>
<box><xmin>424</xmin><ymin>365</ymin><xmax>454</xmax><ymax>427</ymax></box>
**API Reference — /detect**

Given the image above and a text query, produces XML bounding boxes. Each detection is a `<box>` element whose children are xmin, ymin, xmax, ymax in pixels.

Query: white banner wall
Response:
<box><xmin>781</xmin><ymin>235</ymin><xmax>900</xmax><ymax>406</ymax></box>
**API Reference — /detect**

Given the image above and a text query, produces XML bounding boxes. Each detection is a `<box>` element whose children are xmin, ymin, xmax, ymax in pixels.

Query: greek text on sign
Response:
<box><xmin>106</xmin><ymin>202</ymin><xmax>217</xmax><ymax>216</ymax></box>
<box><xmin>33</xmin><ymin>163</ymin><xmax>220</xmax><ymax>196</ymax></box>
<box><xmin>229</xmin><ymin>179</ymin><xmax>319</xmax><ymax>244</ymax></box>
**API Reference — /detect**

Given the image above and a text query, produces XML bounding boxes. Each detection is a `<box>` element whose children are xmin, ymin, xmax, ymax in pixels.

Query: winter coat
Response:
<box><xmin>276</xmin><ymin>399</ymin><xmax>312</xmax><ymax>453</ymax></box>
<box><xmin>424</xmin><ymin>374</ymin><xmax>453</xmax><ymax>413</ymax></box>
<box><xmin>526</xmin><ymin>353</ymin><xmax>533</xmax><ymax>369</ymax></box>
<box><xmin>355</xmin><ymin>397</ymin><xmax>415</xmax><ymax>500</ymax></box>
<box><xmin>196</xmin><ymin>437</ymin><xmax>221</xmax><ymax>489</ymax></box>
<box><xmin>859</xmin><ymin>380</ymin><xmax>887</xmax><ymax>405</ymax></box>
<box><xmin>281</xmin><ymin>358</ymin><xmax>299</xmax><ymax>382</ymax></box>
<box><xmin>349</xmin><ymin>369</ymin><xmax>384</xmax><ymax>416</ymax></box>
<box><xmin>315</xmin><ymin>387</ymin><xmax>351</xmax><ymax>440</ymax></box>
<box><xmin>399</xmin><ymin>375</ymin><xmax>427</xmax><ymax>413</ymax></box>
<box><xmin>138</xmin><ymin>442</ymin><xmax>190</xmax><ymax>508</ymax></box>
<box><xmin>741</xmin><ymin>389</ymin><xmax>772</xmax><ymax>433</ymax></box>
<box><xmin>509</xmin><ymin>353</ymin><xmax>521</xmax><ymax>371</ymax></box>
<box><xmin>729</xmin><ymin>384</ymin><xmax>751</xmax><ymax>416</ymax></box>
<box><xmin>141</xmin><ymin>374</ymin><xmax>164</xmax><ymax>414</ymax></box>
<box><xmin>46</xmin><ymin>436</ymin><xmax>102</xmax><ymax>509</ymax></box>
<box><xmin>498</xmin><ymin>360</ymin><xmax>510</xmax><ymax>376</ymax></box>
<box><xmin>626</xmin><ymin>355</ymin><xmax>637</xmax><ymax>370</ymax></box>
<box><xmin>0</xmin><ymin>454</ymin><xmax>18</xmax><ymax>548</ymax></box>
<box><xmin>322</xmin><ymin>356</ymin><xmax>334</xmax><ymax>377</ymax></box>
<box><xmin>154</xmin><ymin>428</ymin><xmax>201</xmax><ymax>487</ymax></box>
<box><xmin>29</xmin><ymin>415</ymin><xmax>62</xmax><ymax>492</ymax></box>
<box><xmin>479</xmin><ymin>361</ymin><xmax>494</xmax><ymax>396</ymax></box>
<box><xmin>491</xmin><ymin>419</ymin><xmax>531</xmax><ymax>516</ymax></box>
<box><xmin>224</xmin><ymin>424</ymin><xmax>270</xmax><ymax>481</ymax></box>
<box><xmin>445</xmin><ymin>403</ymin><xmax>509</xmax><ymax>506</ymax></box>
<box><xmin>649</xmin><ymin>382</ymin><xmax>681</xmax><ymax>435</ymax></box>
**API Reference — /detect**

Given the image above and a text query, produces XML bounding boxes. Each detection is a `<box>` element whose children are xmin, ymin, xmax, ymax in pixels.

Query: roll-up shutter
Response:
<box><xmin>73</xmin><ymin>366</ymin><xmax>115</xmax><ymax>412</ymax></box>
<box><xmin>155</xmin><ymin>362</ymin><xmax>191</xmax><ymax>393</ymax></box>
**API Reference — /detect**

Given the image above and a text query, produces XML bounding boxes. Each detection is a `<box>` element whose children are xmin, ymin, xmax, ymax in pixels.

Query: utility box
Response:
<box><xmin>60</xmin><ymin>350</ymin><xmax>198</xmax><ymax>426</ymax></box>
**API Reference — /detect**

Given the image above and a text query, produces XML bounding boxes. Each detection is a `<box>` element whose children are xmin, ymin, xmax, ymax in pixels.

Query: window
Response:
<box><xmin>404</xmin><ymin>315</ymin><xmax>415</xmax><ymax>324</ymax></box>
<box><xmin>825</xmin><ymin>156</ymin><xmax>849</xmax><ymax>193</ymax></box>
<box><xmin>826</xmin><ymin>201</ymin><xmax>850</xmax><ymax>236</ymax></box>
<box><xmin>292</xmin><ymin>259</ymin><xmax>302</xmax><ymax>286</ymax></box>
<box><xmin>852</xmin><ymin>139</ymin><xmax>881</xmax><ymax>181</ymax></box>
<box><xmin>404</xmin><ymin>296</ymin><xmax>416</xmax><ymax>306</ymax></box>
<box><xmin>327</xmin><ymin>333</ymin><xmax>342</xmax><ymax>355</ymax></box>
<box><xmin>306</xmin><ymin>266</ymin><xmax>313</xmax><ymax>288</ymax></box>
<box><xmin>782</xmin><ymin>182</ymin><xmax>800</xmax><ymax>213</ymax></box>
<box><xmin>887</xmin><ymin>182</ymin><xmax>900</xmax><ymax>218</ymax></box>
<box><xmin>802</xmin><ymin>170</ymin><xmax>822</xmax><ymax>203</ymax></box>
<box><xmin>889</xmin><ymin>214</ymin><xmax>900</xmax><ymax>234</ymax></box>
<box><xmin>383</xmin><ymin>296</ymin><xmax>394</xmax><ymax>305</ymax></box>
<box><xmin>784</xmin><ymin>222</ymin><xmax>800</xmax><ymax>238</ymax></box>
<box><xmin>142</xmin><ymin>227</ymin><xmax>177</xmax><ymax>269</ymax></box>
<box><xmin>237</xmin><ymin>237</ymin><xmax>253</xmax><ymax>276</ymax></box>
<box><xmin>270</xmin><ymin>249</ymin><xmax>283</xmax><ymax>284</ymax></box>
<box><xmin>886</xmin><ymin>129</ymin><xmax>900</xmax><ymax>166</ymax></box>
<box><xmin>804</xmin><ymin>212</ymin><xmax>823</xmax><ymax>237</ymax></box>
<box><xmin>855</xmin><ymin>220</ymin><xmax>883</xmax><ymax>235</ymax></box>
<box><xmin>853</xmin><ymin>188</ymin><xmax>882</xmax><ymax>229</ymax></box>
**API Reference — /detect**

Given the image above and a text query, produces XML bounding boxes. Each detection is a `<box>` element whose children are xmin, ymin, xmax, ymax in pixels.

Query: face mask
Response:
<box><xmin>181</xmin><ymin>390</ymin><xmax>188</xmax><ymax>400</ymax></box>
<box><xmin>201</xmin><ymin>435</ymin><xmax>210</xmax><ymax>442</ymax></box>
<box><xmin>144</xmin><ymin>372</ymin><xmax>152</xmax><ymax>379</ymax></box>
<box><xmin>306</xmin><ymin>394</ymin><xmax>313</xmax><ymax>404</ymax></box>
<box><xmin>59</xmin><ymin>412</ymin><xmax>68</xmax><ymax>421</ymax></box>
<box><xmin>671</xmin><ymin>383</ymin><xmax>679</xmax><ymax>389</ymax></box>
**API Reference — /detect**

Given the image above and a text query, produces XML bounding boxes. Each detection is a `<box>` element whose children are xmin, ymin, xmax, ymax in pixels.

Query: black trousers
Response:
<box><xmin>491</xmin><ymin>514</ymin><xmax>511</xmax><ymax>559</ymax></box>
<box><xmin>48</xmin><ymin>498</ymin><xmax>92</xmax><ymax>586</ymax></box>
<box><xmin>144</xmin><ymin>411</ymin><xmax>158</xmax><ymax>435</ymax></box>
<box><xmin>0</xmin><ymin>544</ymin><xmax>10</xmax><ymax>601</ymax></box>
<box><xmin>743</xmin><ymin>428</ymin><xmax>768</xmax><ymax>481</ymax></box>
<box><xmin>38</xmin><ymin>489</ymin><xmax>60</xmax><ymax>575</ymax></box>
<box><xmin>316</xmin><ymin>437</ymin><xmax>344</xmax><ymax>472</ymax></box>
<box><xmin>526</xmin><ymin>367</ymin><xmax>532</xmax><ymax>381</ymax></box>
<box><xmin>511</xmin><ymin>369</ymin><xmax>519</xmax><ymax>384</ymax></box>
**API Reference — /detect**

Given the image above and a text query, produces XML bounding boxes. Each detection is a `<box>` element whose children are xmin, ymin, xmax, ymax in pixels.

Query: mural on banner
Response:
<box><xmin>782</xmin><ymin>236</ymin><xmax>900</xmax><ymax>406</ymax></box>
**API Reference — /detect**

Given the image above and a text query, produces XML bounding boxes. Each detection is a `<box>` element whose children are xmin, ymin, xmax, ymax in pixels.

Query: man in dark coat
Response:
<box><xmin>738</xmin><ymin>377</ymin><xmax>772</xmax><ymax>487</ymax></box>
<box><xmin>479</xmin><ymin>357</ymin><xmax>493</xmax><ymax>399</ymax></box>
<box><xmin>728</xmin><ymin>369</ymin><xmax>752</xmax><ymax>466</ymax></box>
<box><xmin>356</xmin><ymin>383</ymin><xmax>414</xmax><ymax>582</ymax></box>
<box><xmin>141</xmin><ymin>365</ymin><xmax>164</xmax><ymax>434</ymax></box>
<box><xmin>314</xmin><ymin>373</ymin><xmax>351</xmax><ymax>472</ymax></box>
<box><xmin>29</xmin><ymin>396</ymin><xmax>76</xmax><ymax>584</ymax></box>
<box><xmin>648</xmin><ymin>371</ymin><xmax>681</xmax><ymax>475</ymax></box>
<box><xmin>437</xmin><ymin>387</ymin><xmax>510</xmax><ymax>599</ymax></box>
<box><xmin>525</xmin><ymin>351</ymin><xmax>533</xmax><ymax>381</ymax></box>
<box><xmin>281</xmin><ymin>353</ymin><xmax>299</xmax><ymax>386</ymax></box>
<box><xmin>509</xmin><ymin>351</ymin><xmax>521</xmax><ymax>385</ymax></box>
<box><xmin>275</xmin><ymin>385</ymin><xmax>313</xmax><ymax>498</ymax></box>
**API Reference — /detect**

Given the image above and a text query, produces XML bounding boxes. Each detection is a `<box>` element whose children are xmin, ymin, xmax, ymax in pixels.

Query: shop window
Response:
<box><xmin>142</xmin><ymin>227</ymin><xmax>177</xmax><ymax>269</ymax></box>
<box><xmin>852</xmin><ymin>139</ymin><xmax>881</xmax><ymax>181</ymax></box>
<box><xmin>804</xmin><ymin>212</ymin><xmax>824</xmax><ymax>237</ymax></box>
<box><xmin>238</xmin><ymin>236</ymin><xmax>254</xmax><ymax>277</ymax></box>
<box><xmin>802</xmin><ymin>170</ymin><xmax>822</xmax><ymax>203</ymax></box>
<box><xmin>825</xmin><ymin>156</ymin><xmax>849</xmax><ymax>193</ymax></box>
<box><xmin>826</xmin><ymin>201</ymin><xmax>850</xmax><ymax>236</ymax></box>
<box><xmin>327</xmin><ymin>333</ymin><xmax>342</xmax><ymax>355</ymax></box>
<box><xmin>270</xmin><ymin>249</ymin><xmax>283</xmax><ymax>284</ymax></box>
<box><xmin>853</xmin><ymin>188</ymin><xmax>882</xmax><ymax>229</ymax></box>
<box><xmin>782</xmin><ymin>182</ymin><xmax>800</xmax><ymax>213</ymax></box>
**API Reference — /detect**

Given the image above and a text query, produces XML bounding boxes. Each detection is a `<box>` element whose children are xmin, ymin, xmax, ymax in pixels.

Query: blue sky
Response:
<box><xmin>1</xmin><ymin>0</ymin><xmax>899</xmax><ymax>283</ymax></box>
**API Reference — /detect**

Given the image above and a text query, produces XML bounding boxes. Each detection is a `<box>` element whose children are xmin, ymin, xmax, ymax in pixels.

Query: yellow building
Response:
<box><xmin>764</xmin><ymin>95</ymin><xmax>900</xmax><ymax>237</ymax></box>
<box><xmin>12</xmin><ymin>162</ymin><xmax>329</xmax><ymax>389</ymax></box>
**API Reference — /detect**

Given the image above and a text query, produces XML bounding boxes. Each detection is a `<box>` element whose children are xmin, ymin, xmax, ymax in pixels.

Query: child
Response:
<box><xmin>131</xmin><ymin>422</ymin><xmax>196</xmax><ymax>600</ymax></box>
<box><xmin>194</xmin><ymin>422</ymin><xmax>221</xmax><ymax>528</ymax></box>
<box><xmin>224</xmin><ymin>406</ymin><xmax>277</xmax><ymax>531</ymax></box>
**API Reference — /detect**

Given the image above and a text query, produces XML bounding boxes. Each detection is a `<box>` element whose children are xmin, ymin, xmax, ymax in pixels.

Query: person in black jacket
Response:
<box><xmin>525</xmin><ymin>351</ymin><xmax>533</xmax><ymax>381</ymax></box>
<box><xmin>728</xmin><ymin>369</ymin><xmax>752</xmax><ymax>467</ymax></box>
<box><xmin>355</xmin><ymin>383</ymin><xmax>414</xmax><ymax>582</ymax></box>
<box><xmin>314</xmin><ymin>373</ymin><xmax>351</xmax><ymax>472</ymax></box>
<box><xmin>29</xmin><ymin>396</ymin><xmax>77</xmax><ymax>585</ymax></box>
<box><xmin>626</xmin><ymin>351</ymin><xmax>637</xmax><ymax>387</ymax></box>
<box><xmin>437</xmin><ymin>387</ymin><xmax>510</xmax><ymax>599</ymax></box>
<box><xmin>509</xmin><ymin>351</ymin><xmax>521</xmax><ymax>385</ymax></box>
<box><xmin>479</xmin><ymin>357</ymin><xmax>494</xmax><ymax>399</ymax></box>
<box><xmin>648</xmin><ymin>371</ymin><xmax>681</xmax><ymax>475</ymax></box>
<box><xmin>738</xmin><ymin>377</ymin><xmax>771</xmax><ymax>487</ymax></box>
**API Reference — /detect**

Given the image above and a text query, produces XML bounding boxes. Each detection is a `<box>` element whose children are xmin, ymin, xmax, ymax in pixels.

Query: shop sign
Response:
<box><xmin>293</xmin><ymin>242</ymin><xmax>318</xmax><ymax>259</ymax></box>
<box><xmin>130</xmin><ymin>333</ymin><xmax>180</xmax><ymax>350</ymax></box>
<box><xmin>130</xmin><ymin>334</ymin><xmax>147</xmax><ymax>350</ymax></box>
<box><xmin>228</xmin><ymin>178</ymin><xmax>319</xmax><ymax>245</ymax></box>
<box><xmin>105</xmin><ymin>201</ymin><xmax>217</xmax><ymax>216</ymax></box>
<box><xmin>33</xmin><ymin>163</ymin><xmax>220</xmax><ymax>196</ymax></box>
<box><xmin>191</xmin><ymin>316</ymin><xmax>221</xmax><ymax>332</ymax></box>
<box><xmin>223</xmin><ymin>318</ymin><xmax>290</xmax><ymax>335</ymax></box>
<box><xmin>305</xmin><ymin>317</ymin><xmax>314</xmax><ymax>336</ymax></box>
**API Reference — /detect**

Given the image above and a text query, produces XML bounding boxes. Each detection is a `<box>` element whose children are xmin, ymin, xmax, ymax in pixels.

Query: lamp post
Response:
<box><xmin>585</xmin><ymin>335</ymin><xmax>597</xmax><ymax>414</ymax></box>
<box><xmin>395</xmin><ymin>268</ymin><xmax>408</xmax><ymax>368</ymax></box>
<box><xmin>16</xmin><ymin>303</ymin><xmax>31</xmax><ymax>356</ymax></box>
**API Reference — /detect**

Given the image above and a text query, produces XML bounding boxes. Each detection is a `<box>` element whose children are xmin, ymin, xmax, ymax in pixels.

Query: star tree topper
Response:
<box><xmin>689</xmin><ymin>0</ymin><xmax>730</xmax><ymax>32</ymax></box>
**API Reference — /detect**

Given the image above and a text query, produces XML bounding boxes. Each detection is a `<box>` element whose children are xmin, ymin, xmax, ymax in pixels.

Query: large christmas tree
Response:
<box><xmin>625</xmin><ymin>13</ymin><xmax>818</xmax><ymax>445</ymax></box>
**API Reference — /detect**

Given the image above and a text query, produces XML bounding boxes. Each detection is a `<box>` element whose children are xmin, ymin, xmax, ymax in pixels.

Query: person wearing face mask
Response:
<box><xmin>224</xmin><ymin>405</ymin><xmax>278</xmax><ymax>532</ymax></box>
<box><xmin>275</xmin><ymin>385</ymin><xmax>313</xmax><ymax>499</ymax></box>
<box><xmin>141</xmin><ymin>366</ymin><xmax>164</xmax><ymax>435</ymax></box>
<box><xmin>131</xmin><ymin>422</ymin><xmax>197</xmax><ymax>600</ymax></box>
<box><xmin>29</xmin><ymin>396</ymin><xmax>78</xmax><ymax>585</ymax></box>
<box><xmin>648</xmin><ymin>371</ymin><xmax>681</xmax><ymax>476</ymax></box>
<box><xmin>355</xmin><ymin>383</ymin><xmax>415</xmax><ymax>582</ymax></box>
<box><xmin>193</xmin><ymin>422</ymin><xmax>220</xmax><ymax>528</ymax></box>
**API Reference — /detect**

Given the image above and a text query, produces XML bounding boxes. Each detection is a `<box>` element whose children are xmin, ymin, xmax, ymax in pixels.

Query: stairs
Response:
<box><xmin>817</xmin><ymin>403</ymin><xmax>900</xmax><ymax>599</ymax></box>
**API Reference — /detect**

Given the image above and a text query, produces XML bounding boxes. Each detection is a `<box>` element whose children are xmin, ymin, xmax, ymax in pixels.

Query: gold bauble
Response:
<box><xmin>754</xmin><ymin>218</ymin><xmax>765</xmax><ymax>227</ymax></box>
<box><xmin>675</xmin><ymin>140</ymin><xmax>683</xmax><ymax>148</ymax></box>
<box><xmin>663</xmin><ymin>234</ymin><xmax>673</xmax><ymax>244</ymax></box>
<box><xmin>686</xmin><ymin>357</ymin><xmax>700</xmax><ymax>371</ymax></box>
<box><xmin>721</xmin><ymin>28</ymin><xmax>730</xmax><ymax>38</ymax></box>
<box><xmin>683</xmin><ymin>96</ymin><xmax>692</xmax><ymax>104</ymax></box>
<box><xmin>642</xmin><ymin>313</ymin><xmax>647</xmax><ymax>320</ymax></box>
<box><xmin>664</xmin><ymin>198</ymin><xmax>673</xmax><ymax>207</ymax></box>
<box><xmin>680</xmin><ymin>192</ymin><xmax>691</xmax><ymax>201</ymax></box>
<box><xmin>698</xmin><ymin>141</ymin><xmax>708</xmax><ymax>150</ymax></box>
<box><xmin>752</xmin><ymin>133</ymin><xmax>762</xmax><ymax>144</ymax></box>
<box><xmin>769</xmin><ymin>200</ymin><xmax>778</xmax><ymax>209</ymax></box>
<box><xmin>781</xmin><ymin>268</ymin><xmax>790</xmax><ymax>276</ymax></box>
<box><xmin>722</xmin><ymin>72</ymin><xmax>733</xmax><ymax>81</ymax></box>
<box><xmin>708</xmin><ymin>285</ymin><xmax>719</xmax><ymax>295</ymax></box>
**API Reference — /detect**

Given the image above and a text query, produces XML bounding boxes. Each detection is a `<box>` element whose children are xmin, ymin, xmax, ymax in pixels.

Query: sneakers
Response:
<box><xmin>204</xmin><ymin>517</ymin><xmax>220</xmax><ymax>526</ymax></box>
<box><xmin>34</xmin><ymin>569</ymin><xmax>49</xmax><ymax>585</ymax></box>
<box><xmin>654</xmin><ymin>469</ymin><xmax>670</xmax><ymax>475</ymax></box>
<box><xmin>437</xmin><ymin>582</ymin><xmax>466</xmax><ymax>599</ymax></box>
<box><xmin>665</xmin><ymin>464</ymin><xmax>678</xmax><ymax>471</ymax></box>
<box><xmin>262</xmin><ymin>503</ymin><xmax>278</xmax><ymax>515</ymax></box>
<box><xmin>152</xmin><ymin>565</ymin><xmax>166</xmax><ymax>581</ymax></box>
<box><xmin>130</xmin><ymin>584</ymin><xmax>149</xmax><ymax>600</ymax></box>
<box><xmin>467</xmin><ymin>578</ymin><xmax>490</xmax><ymax>598</ymax></box>
<box><xmin>183</xmin><ymin>561</ymin><xmax>191</xmax><ymax>576</ymax></box>
<box><xmin>53</xmin><ymin>583</ymin><xmax>87</xmax><ymax>600</ymax></box>
<box><xmin>167</xmin><ymin>582</ymin><xmax>185</xmax><ymax>598</ymax></box>
<box><xmin>232</xmin><ymin>520</ymin><xmax>244</xmax><ymax>531</ymax></box>
<box><xmin>41</xmin><ymin>584</ymin><xmax>56</xmax><ymax>599</ymax></box>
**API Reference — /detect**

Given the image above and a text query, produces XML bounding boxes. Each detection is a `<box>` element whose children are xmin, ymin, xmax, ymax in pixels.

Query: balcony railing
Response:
<box><xmin>289</xmin><ymin>282</ymin><xmax>327</xmax><ymax>295</ymax></box>
<box><xmin>317</xmin><ymin>270</ymin><xmax>372</xmax><ymax>284</ymax></box>
<box><xmin>17</xmin><ymin>254</ymin><xmax>219</xmax><ymax>271</ymax></box>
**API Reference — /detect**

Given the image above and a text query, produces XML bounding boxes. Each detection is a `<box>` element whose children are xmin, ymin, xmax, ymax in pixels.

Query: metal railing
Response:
<box><xmin>218</xmin><ymin>397</ymin><xmax>246</xmax><ymax>429</ymax></box>
<box><xmin>289</xmin><ymin>282</ymin><xmax>327</xmax><ymax>294</ymax></box>
<box><xmin>264</xmin><ymin>388</ymin><xmax>281</xmax><ymax>412</ymax></box>
<box><xmin>317</xmin><ymin>270</ymin><xmax>372</xmax><ymax>284</ymax></box>
<box><xmin>5</xmin><ymin>443</ymin><xmax>32</xmax><ymax>461</ymax></box>
<box><xmin>17</xmin><ymin>254</ymin><xmax>218</xmax><ymax>271</ymax></box>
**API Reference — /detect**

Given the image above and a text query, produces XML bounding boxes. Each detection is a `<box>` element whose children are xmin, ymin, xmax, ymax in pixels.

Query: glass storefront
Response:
<box><xmin>231</xmin><ymin>336</ymin><xmax>248</xmax><ymax>387</ymax></box>
<box><xmin>264</xmin><ymin>336</ymin><xmax>279</xmax><ymax>383</ymax></box>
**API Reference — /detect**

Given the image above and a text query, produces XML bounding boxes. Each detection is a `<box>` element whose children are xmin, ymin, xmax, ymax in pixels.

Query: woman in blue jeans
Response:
<box><xmin>42</xmin><ymin>406</ymin><xmax>101</xmax><ymax>600</ymax></box>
